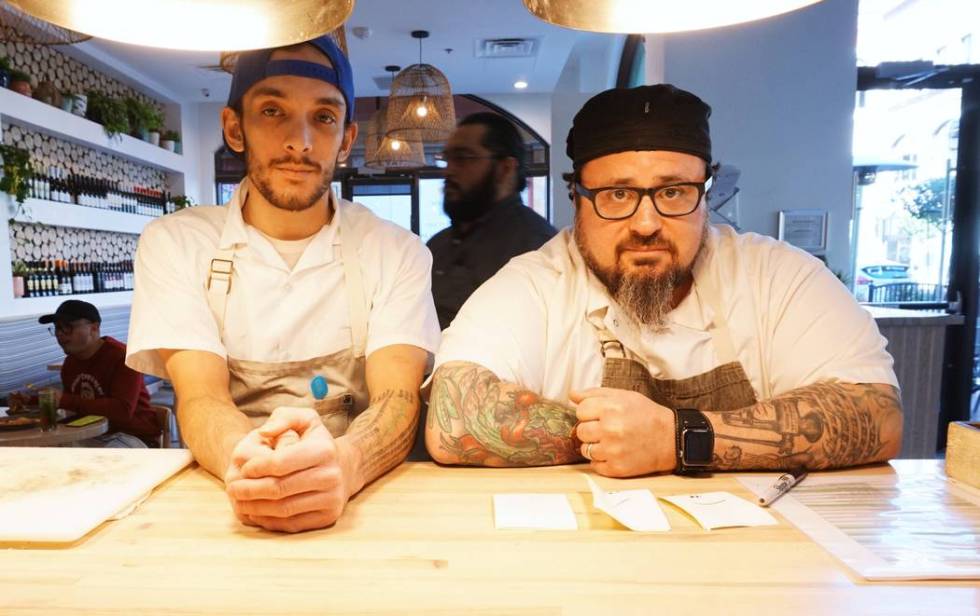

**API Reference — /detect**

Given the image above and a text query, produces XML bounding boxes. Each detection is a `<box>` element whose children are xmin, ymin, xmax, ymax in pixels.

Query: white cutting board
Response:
<box><xmin>0</xmin><ymin>447</ymin><xmax>193</xmax><ymax>543</ymax></box>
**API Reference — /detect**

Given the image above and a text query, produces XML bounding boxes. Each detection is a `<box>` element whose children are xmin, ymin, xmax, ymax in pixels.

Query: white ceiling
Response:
<box><xmin>80</xmin><ymin>0</ymin><xmax>598</xmax><ymax>104</ymax></box>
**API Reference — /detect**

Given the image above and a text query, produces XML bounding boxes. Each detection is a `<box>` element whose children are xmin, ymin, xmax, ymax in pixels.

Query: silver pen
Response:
<box><xmin>758</xmin><ymin>467</ymin><xmax>807</xmax><ymax>507</ymax></box>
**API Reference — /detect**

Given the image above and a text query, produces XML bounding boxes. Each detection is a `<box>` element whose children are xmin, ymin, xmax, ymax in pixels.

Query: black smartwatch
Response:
<box><xmin>673</xmin><ymin>408</ymin><xmax>714</xmax><ymax>474</ymax></box>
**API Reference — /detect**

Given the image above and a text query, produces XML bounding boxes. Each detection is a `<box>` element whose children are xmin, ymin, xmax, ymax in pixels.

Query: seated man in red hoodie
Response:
<box><xmin>39</xmin><ymin>300</ymin><xmax>159</xmax><ymax>448</ymax></box>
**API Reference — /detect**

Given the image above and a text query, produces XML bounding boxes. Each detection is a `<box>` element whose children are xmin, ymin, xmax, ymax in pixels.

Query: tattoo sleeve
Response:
<box><xmin>709</xmin><ymin>382</ymin><xmax>903</xmax><ymax>470</ymax></box>
<box><xmin>343</xmin><ymin>388</ymin><xmax>420</xmax><ymax>483</ymax></box>
<box><xmin>426</xmin><ymin>361</ymin><xmax>582</xmax><ymax>467</ymax></box>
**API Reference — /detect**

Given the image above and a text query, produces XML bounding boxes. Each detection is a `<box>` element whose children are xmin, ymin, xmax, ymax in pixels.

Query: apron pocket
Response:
<box><xmin>314</xmin><ymin>393</ymin><xmax>355</xmax><ymax>437</ymax></box>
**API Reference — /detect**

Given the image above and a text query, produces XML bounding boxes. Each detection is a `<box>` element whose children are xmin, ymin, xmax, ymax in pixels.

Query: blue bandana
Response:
<box><xmin>227</xmin><ymin>34</ymin><xmax>355</xmax><ymax>123</ymax></box>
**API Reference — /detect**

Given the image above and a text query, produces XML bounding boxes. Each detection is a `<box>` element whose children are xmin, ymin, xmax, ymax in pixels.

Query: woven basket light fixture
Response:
<box><xmin>386</xmin><ymin>30</ymin><xmax>455</xmax><ymax>143</ymax></box>
<box><xmin>365</xmin><ymin>67</ymin><xmax>425</xmax><ymax>169</ymax></box>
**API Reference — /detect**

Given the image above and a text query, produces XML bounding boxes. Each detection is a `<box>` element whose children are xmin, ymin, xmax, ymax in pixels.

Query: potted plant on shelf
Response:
<box><xmin>11</xmin><ymin>260</ymin><xmax>28</xmax><ymax>298</ymax></box>
<box><xmin>161</xmin><ymin>129</ymin><xmax>180</xmax><ymax>153</ymax></box>
<box><xmin>125</xmin><ymin>96</ymin><xmax>164</xmax><ymax>142</ymax></box>
<box><xmin>34</xmin><ymin>81</ymin><xmax>62</xmax><ymax>108</ymax></box>
<box><xmin>0</xmin><ymin>144</ymin><xmax>32</xmax><ymax>205</ymax></box>
<box><xmin>59</xmin><ymin>90</ymin><xmax>77</xmax><ymax>112</ymax></box>
<box><xmin>70</xmin><ymin>91</ymin><xmax>87</xmax><ymax>117</ymax></box>
<box><xmin>0</xmin><ymin>56</ymin><xmax>11</xmax><ymax>89</ymax></box>
<box><xmin>8</xmin><ymin>69</ymin><xmax>32</xmax><ymax>97</ymax></box>
<box><xmin>147</xmin><ymin>110</ymin><xmax>164</xmax><ymax>146</ymax></box>
<box><xmin>171</xmin><ymin>194</ymin><xmax>194</xmax><ymax>211</ymax></box>
<box><xmin>87</xmin><ymin>90</ymin><xmax>130</xmax><ymax>139</ymax></box>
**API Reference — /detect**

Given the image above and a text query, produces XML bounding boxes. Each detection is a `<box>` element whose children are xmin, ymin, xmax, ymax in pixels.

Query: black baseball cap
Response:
<box><xmin>566</xmin><ymin>84</ymin><xmax>712</xmax><ymax>171</ymax></box>
<box><xmin>38</xmin><ymin>300</ymin><xmax>101</xmax><ymax>325</ymax></box>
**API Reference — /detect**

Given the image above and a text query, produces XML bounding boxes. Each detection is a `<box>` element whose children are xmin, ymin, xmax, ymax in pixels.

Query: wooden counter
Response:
<box><xmin>1</xmin><ymin>460</ymin><xmax>975</xmax><ymax>615</ymax></box>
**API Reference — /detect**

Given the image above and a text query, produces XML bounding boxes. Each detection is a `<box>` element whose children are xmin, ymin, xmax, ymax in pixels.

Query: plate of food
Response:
<box><xmin>0</xmin><ymin>416</ymin><xmax>40</xmax><ymax>431</ymax></box>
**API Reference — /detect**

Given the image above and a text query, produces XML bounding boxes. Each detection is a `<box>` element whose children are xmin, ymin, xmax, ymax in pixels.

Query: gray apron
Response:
<box><xmin>591</xmin><ymin>275</ymin><xmax>759</xmax><ymax>415</ymax></box>
<box><xmin>205</xmin><ymin>193</ymin><xmax>369</xmax><ymax>437</ymax></box>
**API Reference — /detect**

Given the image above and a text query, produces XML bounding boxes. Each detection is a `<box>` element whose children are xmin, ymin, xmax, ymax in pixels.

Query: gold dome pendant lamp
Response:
<box><xmin>5</xmin><ymin>0</ymin><xmax>355</xmax><ymax>51</ymax></box>
<box><xmin>521</xmin><ymin>0</ymin><xmax>824</xmax><ymax>34</ymax></box>
<box><xmin>386</xmin><ymin>30</ymin><xmax>455</xmax><ymax>143</ymax></box>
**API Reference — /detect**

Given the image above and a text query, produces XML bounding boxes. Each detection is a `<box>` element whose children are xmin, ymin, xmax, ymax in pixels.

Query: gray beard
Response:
<box><xmin>575</xmin><ymin>222</ymin><xmax>707</xmax><ymax>330</ymax></box>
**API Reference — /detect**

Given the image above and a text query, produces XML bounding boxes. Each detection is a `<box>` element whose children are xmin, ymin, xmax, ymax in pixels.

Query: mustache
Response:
<box><xmin>269</xmin><ymin>155</ymin><xmax>322</xmax><ymax>171</ymax></box>
<box><xmin>618</xmin><ymin>234</ymin><xmax>677</xmax><ymax>255</ymax></box>
<box><xmin>444</xmin><ymin>179</ymin><xmax>461</xmax><ymax>192</ymax></box>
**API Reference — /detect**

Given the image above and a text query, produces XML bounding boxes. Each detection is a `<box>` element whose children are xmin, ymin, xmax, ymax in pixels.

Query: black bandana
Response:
<box><xmin>566</xmin><ymin>84</ymin><xmax>712</xmax><ymax>170</ymax></box>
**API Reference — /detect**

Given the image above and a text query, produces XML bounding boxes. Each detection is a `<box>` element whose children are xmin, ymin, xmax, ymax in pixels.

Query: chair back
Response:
<box><xmin>151</xmin><ymin>405</ymin><xmax>173</xmax><ymax>448</ymax></box>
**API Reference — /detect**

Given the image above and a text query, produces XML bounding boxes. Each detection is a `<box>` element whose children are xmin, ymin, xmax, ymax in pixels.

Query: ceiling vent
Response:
<box><xmin>475</xmin><ymin>37</ymin><xmax>539</xmax><ymax>59</ymax></box>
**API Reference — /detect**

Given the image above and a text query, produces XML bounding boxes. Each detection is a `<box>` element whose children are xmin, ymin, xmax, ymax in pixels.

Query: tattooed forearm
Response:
<box><xmin>343</xmin><ymin>388</ymin><xmax>420</xmax><ymax>483</ymax></box>
<box><xmin>709</xmin><ymin>382</ymin><xmax>903</xmax><ymax>471</ymax></box>
<box><xmin>426</xmin><ymin>361</ymin><xmax>582</xmax><ymax>467</ymax></box>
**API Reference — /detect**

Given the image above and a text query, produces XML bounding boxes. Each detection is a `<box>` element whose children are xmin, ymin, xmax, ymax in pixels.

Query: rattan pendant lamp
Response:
<box><xmin>365</xmin><ymin>66</ymin><xmax>425</xmax><ymax>169</ymax></box>
<box><xmin>386</xmin><ymin>30</ymin><xmax>455</xmax><ymax>142</ymax></box>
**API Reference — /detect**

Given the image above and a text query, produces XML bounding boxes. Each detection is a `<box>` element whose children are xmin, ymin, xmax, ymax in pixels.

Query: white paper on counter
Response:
<box><xmin>493</xmin><ymin>494</ymin><xmax>578</xmax><ymax>530</ymax></box>
<box><xmin>584</xmin><ymin>475</ymin><xmax>670</xmax><ymax>531</ymax></box>
<box><xmin>662</xmin><ymin>491</ymin><xmax>778</xmax><ymax>530</ymax></box>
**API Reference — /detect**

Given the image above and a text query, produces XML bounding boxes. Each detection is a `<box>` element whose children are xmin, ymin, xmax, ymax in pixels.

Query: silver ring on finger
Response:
<box><xmin>585</xmin><ymin>442</ymin><xmax>594</xmax><ymax>461</ymax></box>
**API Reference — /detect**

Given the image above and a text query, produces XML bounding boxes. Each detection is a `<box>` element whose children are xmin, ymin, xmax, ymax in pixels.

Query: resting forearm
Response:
<box><xmin>708</xmin><ymin>382</ymin><xmax>903</xmax><ymax>471</ymax></box>
<box><xmin>339</xmin><ymin>389</ymin><xmax>420</xmax><ymax>494</ymax></box>
<box><xmin>427</xmin><ymin>361</ymin><xmax>581</xmax><ymax>467</ymax></box>
<box><xmin>177</xmin><ymin>394</ymin><xmax>253</xmax><ymax>479</ymax></box>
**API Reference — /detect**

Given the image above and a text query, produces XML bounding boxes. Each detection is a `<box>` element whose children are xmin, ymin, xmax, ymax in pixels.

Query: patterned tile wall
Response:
<box><xmin>9</xmin><ymin>223</ymin><xmax>137</xmax><ymax>263</ymax></box>
<box><xmin>2</xmin><ymin>122</ymin><xmax>168</xmax><ymax>188</ymax></box>
<box><xmin>1</xmin><ymin>38</ymin><xmax>165</xmax><ymax>115</ymax></box>
<box><xmin>2</xmin><ymin>29</ymin><xmax>171</xmax><ymax>267</ymax></box>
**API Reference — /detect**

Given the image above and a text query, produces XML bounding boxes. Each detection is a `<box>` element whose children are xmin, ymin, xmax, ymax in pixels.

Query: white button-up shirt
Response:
<box><xmin>434</xmin><ymin>225</ymin><xmax>898</xmax><ymax>404</ymax></box>
<box><xmin>126</xmin><ymin>185</ymin><xmax>440</xmax><ymax>378</ymax></box>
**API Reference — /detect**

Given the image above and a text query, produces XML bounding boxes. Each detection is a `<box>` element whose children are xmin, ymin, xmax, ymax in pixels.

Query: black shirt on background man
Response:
<box><xmin>428</xmin><ymin>112</ymin><xmax>557</xmax><ymax>329</ymax></box>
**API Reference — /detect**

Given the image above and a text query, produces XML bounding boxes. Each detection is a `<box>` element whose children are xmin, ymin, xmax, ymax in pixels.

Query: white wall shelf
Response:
<box><xmin>8</xmin><ymin>198</ymin><xmax>155</xmax><ymax>235</ymax></box>
<box><xmin>0</xmin><ymin>87</ymin><xmax>186</xmax><ymax>174</ymax></box>
<box><xmin>0</xmin><ymin>292</ymin><xmax>133</xmax><ymax>322</ymax></box>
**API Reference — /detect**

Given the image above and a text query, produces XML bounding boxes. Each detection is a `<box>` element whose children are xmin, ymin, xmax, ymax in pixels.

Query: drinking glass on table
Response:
<box><xmin>38</xmin><ymin>388</ymin><xmax>59</xmax><ymax>431</ymax></box>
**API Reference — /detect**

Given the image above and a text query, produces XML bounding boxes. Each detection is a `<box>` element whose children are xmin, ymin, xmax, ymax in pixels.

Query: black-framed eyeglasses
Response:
<box><xmin>575</xmin><ymin>176</ymin><xmax>713</xmax><ymax>220</ymax></box>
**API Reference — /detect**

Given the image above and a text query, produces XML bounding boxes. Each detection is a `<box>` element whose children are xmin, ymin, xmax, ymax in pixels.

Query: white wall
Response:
<box><xmin>663</xmin><ymin>0</ymin><xmax>859</xmax><ymax>273</ymax></box>
<box><xmin>183</xmin><ymin>102</ymin><xmax>226</xmax><ymax>206</ymax></box>
<box><xmin>549</xmin><ymin>33</ymin><xmax>624</xmax><ymax>229</ymax></box>
<box><xmin>477</xmin><ymin>93</ymin><xmax>552</xmax><ymax>144</ymax></box>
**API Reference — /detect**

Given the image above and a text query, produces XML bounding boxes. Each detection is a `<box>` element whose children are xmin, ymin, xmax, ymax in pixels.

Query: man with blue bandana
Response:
<box><xmin>126</xmin><ymin>36</ymin><xmax>440</xmax><ymax>533</ymax></box>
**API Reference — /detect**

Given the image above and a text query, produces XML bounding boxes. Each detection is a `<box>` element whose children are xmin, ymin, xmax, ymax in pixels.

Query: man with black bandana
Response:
<box><xmin>426</xmin><ymin>84</ymin><xmax>903</xmax><ymax>477</ymax></box>
<box><xmin>428</xmin><ymin>112</ymin><xmax>556</xmax><ymax>329</ymax></box>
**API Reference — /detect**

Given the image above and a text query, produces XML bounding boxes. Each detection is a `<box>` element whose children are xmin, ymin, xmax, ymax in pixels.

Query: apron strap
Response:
<box><xmin>587</xmin><ymin>308</ymin><xmax>627</xmax><ymax>359</ymax></box>
<box><xmin>205</xmin><ymin>247</ymin><xmax>236</xmax><ymax>335</ymax></box>
<box><xmin>204</xmin><ymin>192</ymin><xmax>370</xmax><ymax>359</ymax></box>
<box><xmin>338</xmin><ymin>203</ymin><xmax>369</xmax><ymax>359</ymax></box>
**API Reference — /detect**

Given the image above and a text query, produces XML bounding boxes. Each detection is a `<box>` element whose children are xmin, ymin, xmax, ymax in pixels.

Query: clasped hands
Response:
<box><xmin>223</xmin><ymin>407</ymin><xmax>358</xmax><ymax>533</ymax></box>
<box><xmin>571</xmin><ymin>388</ymin><xmax>678</xmax><ymax>477</ymax></box>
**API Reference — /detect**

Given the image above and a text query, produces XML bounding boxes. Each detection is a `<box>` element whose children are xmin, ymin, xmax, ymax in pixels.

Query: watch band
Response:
<box><xmin>673</xmin><ymin>408</ymin><xmax>714</xmax><ymax>474</ymax></box>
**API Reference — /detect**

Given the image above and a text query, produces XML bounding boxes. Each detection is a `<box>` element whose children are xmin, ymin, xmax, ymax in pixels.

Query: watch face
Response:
<box><xmin>683</xmin><ymin>427</ymin><xmax>713</xmax><ymax>465</ymax></box>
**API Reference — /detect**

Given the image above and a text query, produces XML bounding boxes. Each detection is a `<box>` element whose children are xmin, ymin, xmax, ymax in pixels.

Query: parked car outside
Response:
<box><xmin>854</xmin><ymin>262</ymin><xmax>912</xmax><ymax>301</ymax></box>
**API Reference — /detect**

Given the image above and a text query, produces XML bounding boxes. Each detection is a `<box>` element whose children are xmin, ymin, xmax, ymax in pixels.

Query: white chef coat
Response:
<box><xmin>434</xmin><ymin>224</ymin><xmax>898</xmax><ymax>404</ymax></box>
<box><xmin>126</xmin><ymin>181</ymin><xmax>440</xmax><ymax>379</ymax></box>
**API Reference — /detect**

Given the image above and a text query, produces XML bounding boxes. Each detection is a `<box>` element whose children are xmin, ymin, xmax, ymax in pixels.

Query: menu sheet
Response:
<box><xmin>738</xmin><ymin>473</ymin><xmax>980</xmax><ymax>580</ymax></box>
